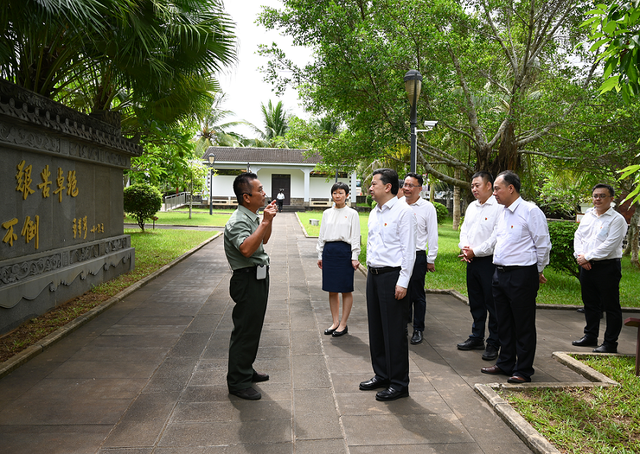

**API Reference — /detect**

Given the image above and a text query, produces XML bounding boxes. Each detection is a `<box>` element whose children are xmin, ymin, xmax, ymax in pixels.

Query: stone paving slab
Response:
<box><xmin>0</xmin><ymin>213</ymin><xmax>638</xmax><ymax>454</ymax></box>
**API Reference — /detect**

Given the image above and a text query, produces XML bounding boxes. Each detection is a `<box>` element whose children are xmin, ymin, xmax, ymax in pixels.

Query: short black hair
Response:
<box><xmin>372</xmin><ymin>168</ymin><xmax>399</xmax><ymax>195</ymax></box>
<box><xmin>472</xmin><ymin>171</ymin><xmax>494</xmax><ymax>186</ymax></box>
<box><xmin>496</xmin><ymin>170</ymin><xmax>520</xmax><ymax>193</ymax></box>
<box><xmin>592</xmin><ymin>183</ymin><xmax>615</xmax><ymax>198</ymax></box>
<box><xmin>233</xmin><ymin>172</ymin><xmax>258</xmax><ymax>206</ymax></box>
<box><xmin>404</xmin><ymin>172</ymin><xmax>424</xmax><ymax>186</ymax></box>
<box><xmin>330</xmin><ymin>182</ymin><xmax>350</xmax><ymax>195</ymax></box>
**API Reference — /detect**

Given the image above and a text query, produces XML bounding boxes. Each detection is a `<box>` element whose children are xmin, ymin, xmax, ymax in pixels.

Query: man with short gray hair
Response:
<box><xmin>480</xmin><ymin>170</ymin><xmax>551</xmax><ymax>384</ymax></box>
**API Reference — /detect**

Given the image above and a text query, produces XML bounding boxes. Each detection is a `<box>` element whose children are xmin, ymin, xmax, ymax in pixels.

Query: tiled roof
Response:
<box><xmin>204</xmin><ymin>147</ymin><xmax>322</xmax><ymax>165</ymax></box>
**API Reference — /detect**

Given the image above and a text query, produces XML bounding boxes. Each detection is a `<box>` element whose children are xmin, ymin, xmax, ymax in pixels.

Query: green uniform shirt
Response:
<box><xmin>224</xmin><ymin>205</ymin><xmax>270</xmax><ymax>270</ymax></box>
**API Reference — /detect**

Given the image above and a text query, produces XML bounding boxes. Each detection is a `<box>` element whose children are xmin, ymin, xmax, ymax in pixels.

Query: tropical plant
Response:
<box><xmin>194</xmin><ymin>93</ymin><xmax>250</xmax><ymax>153</ymax></box>
<box><xmin>1</xmin><ymin>0</ymin><xmax>237</xmax><ymax>146</ymax></box>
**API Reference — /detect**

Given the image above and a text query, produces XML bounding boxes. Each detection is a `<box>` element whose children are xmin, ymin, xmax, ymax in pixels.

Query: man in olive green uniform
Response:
<box><xmin>224</xmin><ymin>172</ymin><xmax>278</xmax><ymax>400</ymax></box>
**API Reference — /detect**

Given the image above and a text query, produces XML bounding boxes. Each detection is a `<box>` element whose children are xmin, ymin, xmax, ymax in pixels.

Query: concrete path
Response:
<box><xmin>0</xmin><ymin>213</ymin><xmax>637</xmax><ymax>453</ymax></box>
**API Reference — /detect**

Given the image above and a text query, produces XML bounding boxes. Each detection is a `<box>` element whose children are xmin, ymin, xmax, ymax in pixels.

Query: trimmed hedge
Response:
<box><xmin>123</xmin><ymin>183</ymin><xmax>163</xmax><ymax>231</ymax></box>
<box><xmin>547</xmin><ymin>220</ymin><xmax>579</xmax><ymax>279</ymax></box>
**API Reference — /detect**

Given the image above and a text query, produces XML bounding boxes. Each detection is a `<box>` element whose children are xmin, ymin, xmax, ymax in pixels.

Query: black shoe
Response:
<box><xmin>572</xmin><ymin>335</ymin><xmax>597</xmax><ymax>347</ymax></box>
<box><xmin>482</xmin><ymin>344</ymin><xmax>499</xmax><ymax>361</ymax></box>
<box><xmin>481</xmin><ymin>365</ymin><xmax>509</xmax><ymax>376</ymax></box>
<box><xmin>230</xmin><ymin>387</ymin><xmax>261</xmax><ymax>400</ymax></box>
<box><xmin>593</xmin><ymin>343</ymin><xmax>617</xmax><ymax>353</ymax></box>
<box><xmin>359</xmin><ymin>376</ymin><xmax>390</xmax><ymax>391</ymax></box>
<box><xmin>410</xmin><ymin>330</ymin><xmax>423</xmax><ymax>345</ymax></box>
<box><xmin>324</xmin><ymin>326</ymin><xmax>338</xmax><ymax>335</ymax></box>
<box><xmin>332</xmin><ymin>326</ymin><xmax>348</xmax><ymax>337</ymax></box>
<box><xmin>252</xmin><ymin>371</ymin><xmax>269</xmax><ymax>382</ymax></box>
<box><xmin>457</xmin><ymin>337</ymin><xmax>484</xmax><ymax>351</ymax></box>
<box><xmin>375</xmin><ymin>387</ymin><xmax>409</xmax><ymax>401</ymax></box>
<box><xmin>507</xmin><ymin>375</ymin><xmax>531</xmax><ymax>384</ymax></box>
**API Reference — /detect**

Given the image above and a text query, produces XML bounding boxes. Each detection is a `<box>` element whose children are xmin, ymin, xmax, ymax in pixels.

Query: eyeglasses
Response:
<box><xmin>403</xmin><ymin>183</ymin><xmax>420</xmax><ymax>188</ymax></box>
<box><xmin>592</xmin><ymin>194</ymin><xmax>611</xmax><ymax>199</ymax></box>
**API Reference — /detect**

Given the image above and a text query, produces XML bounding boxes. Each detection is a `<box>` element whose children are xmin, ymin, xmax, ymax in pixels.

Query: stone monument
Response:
<box><xmin>0</xmin><ymin>81</ymin><xmax>142</xmax><ymax>334</ymax></box>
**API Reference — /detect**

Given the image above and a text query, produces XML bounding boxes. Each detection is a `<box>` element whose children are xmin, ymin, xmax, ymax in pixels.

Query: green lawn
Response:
<box><xmin>500</xmin><ymin>355</ymin><xmax>640</xmax><ymax>453</ymax></box>
<box><xmin>125</xmin><ymin>209</ymin><xmax>233</xmax><ymax>228</ymax></box>
<box><xmin>297</xmin><ymin>211</ymin><xmax>640</xmax><ymax>307</ymax></box>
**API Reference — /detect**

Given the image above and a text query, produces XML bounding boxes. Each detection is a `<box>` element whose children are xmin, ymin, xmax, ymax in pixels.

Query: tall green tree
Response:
<box><xmin>257</xmin><ymin>0</ymin><xmax>637</xmax><ymax>192</ymax></box>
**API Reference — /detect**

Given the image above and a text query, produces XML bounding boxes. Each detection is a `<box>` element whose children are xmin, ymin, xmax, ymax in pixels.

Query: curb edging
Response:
<box><xmin>0</xmin><ymin>231</ymin><xmax>222</xmax><ymax>379</ymax></box>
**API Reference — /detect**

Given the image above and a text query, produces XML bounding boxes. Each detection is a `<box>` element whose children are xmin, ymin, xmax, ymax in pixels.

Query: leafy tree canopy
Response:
<box><xmin>257</xmin><ymin>0</ymin><xmax>639</xmax><ymax>194</ymax></box>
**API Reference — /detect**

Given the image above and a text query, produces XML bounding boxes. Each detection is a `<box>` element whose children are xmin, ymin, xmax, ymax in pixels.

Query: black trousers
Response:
<box><xmin>492</xmin><ymin>265</ymin><xmax>539</xmax><ymax>379</ymax></box>
<box><xmin>366</xmin><ymin>269</ymin><xmax>410</xmax><ymax>391</ymax></box>
<box><xmin>407</xmin><ymin>251</ymin><xmax>427</xmax><ymax>331</ymax></box>
<box><xmin>227</xmin><ymin>268</ymin><xmax>269</xmax><ymax>392</ymax></box>
<box><xmin>580</xmin><ymin>259</ymin><xmax>622</xmax><ymax>347</ymax></box>
<box><xmin>467</xmin><ymin>256</ymin><xmax>499</xmax><ymax>348</ymax></box>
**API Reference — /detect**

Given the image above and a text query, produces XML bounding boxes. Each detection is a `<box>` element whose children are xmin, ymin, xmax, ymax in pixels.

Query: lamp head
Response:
<box><xmin>208</xmin><ymin>154</ymin><xmax>215</xmax><ymax>165</ymax></box>
<box><xmin>403</xmin><ymin>70</ymin><xmax>423</xmax><ymax>108</ymax></box>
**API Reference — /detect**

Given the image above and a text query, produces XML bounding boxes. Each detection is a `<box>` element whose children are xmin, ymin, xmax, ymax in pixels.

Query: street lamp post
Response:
<box><xmin>208</xmin><ymin>154</ymin><xmax>216</xmax><ymax>215</ymax></box>
<box><xmin>404</xmin><ymin>69</ymin><xmax>422</xmax><ymax>173</ymax></box>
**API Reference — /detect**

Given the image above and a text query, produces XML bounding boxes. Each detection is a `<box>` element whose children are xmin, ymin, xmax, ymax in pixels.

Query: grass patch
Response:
<box><xmin>499</xmin><ymin>355</ymin><xmax>640</xmax><ymax>453</ymax></box>
<box><xmin>124</xmin><ymin>209</ymin><xmax>233</xmax><ymax>227</ymax></box>
<box><xmin>297</xmin><ymin>212</ymin><xmax>640</xmax><ymax>307</ymax></box>
<box><xmin>0</xmin><ymin>229</ymin><xmax>217</xmax><ymax>363</ymax></box>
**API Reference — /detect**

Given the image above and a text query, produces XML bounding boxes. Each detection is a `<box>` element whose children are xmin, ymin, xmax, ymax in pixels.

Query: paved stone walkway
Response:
<box><xmin>0</xmin><ymin>213</ymin><xmax>637</xmax><ymax>453</ymax></box>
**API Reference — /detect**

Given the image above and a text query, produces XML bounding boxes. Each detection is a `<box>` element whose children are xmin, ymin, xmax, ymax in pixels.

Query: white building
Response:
<box><xmin>203</xmin><ymin>147</ymin><xmax>357</xmax><ymax>208</ymax></box>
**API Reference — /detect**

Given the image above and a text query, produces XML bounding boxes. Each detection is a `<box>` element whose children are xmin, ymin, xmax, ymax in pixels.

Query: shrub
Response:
<box><xmin>547</xmin><ymin>220</ymin><xmax>579</xmax><ymax>279</ymax></box>
<box><xmin>366</xmin><ymin>194</ymin><xmax>373</xmax><ymax>207</ymax></box>
<box><xmin>432</xmin><ymin>201</ymin><xmax>448</xmax><ymax>224</ymax></box>
<box><xmin>123</xmin><ymin>183</ymin><xmax>163</xmax><ymax>231</ymax></box>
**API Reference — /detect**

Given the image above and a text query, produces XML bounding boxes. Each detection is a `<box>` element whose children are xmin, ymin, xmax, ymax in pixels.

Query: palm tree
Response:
<box><xmin>258</xmin><ymin>100</ymin><xmax>289</xmax><ymax>143</ymax></box>
<box><xmin>194</xmin><ymin>93</ymin><xmax>251</xmax><ymax>152</ymax></box>
<box><xmin>1</xmin><ymin>0</ymin><xmax>237</xmax><ymax>143</ymax></box>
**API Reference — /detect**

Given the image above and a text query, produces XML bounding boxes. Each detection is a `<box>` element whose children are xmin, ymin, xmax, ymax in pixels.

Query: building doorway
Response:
<box><xmin>272</xmin><ymin>174</ymin><xmax>291</xmax><ymax>206</ymax></box>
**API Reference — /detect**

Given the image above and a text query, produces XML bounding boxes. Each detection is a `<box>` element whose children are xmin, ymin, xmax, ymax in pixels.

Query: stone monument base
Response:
<box><xmin>0</xmin><ymin>235</ymin><xmax>134</xmax><ymax>335</ymax></box>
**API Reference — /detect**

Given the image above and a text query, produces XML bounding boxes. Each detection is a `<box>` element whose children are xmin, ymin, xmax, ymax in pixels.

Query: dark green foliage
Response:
<box><xmin>123</xmin><ymin>183</ymin><xmax>162</xmax><ymax>231</ymax></box>
<box><xmin>432</xmin><ymin>201</ymin><xmax>448</xmax><ymax>224</ymax></box>
<box><xmin>547</xmin><ymin>221</ymin><xmax>579</xmax><ymax>279</ymax></box>
<box><xmin>366</xmin><ymin>195</ymin><xmax>373</xmax><ymax>207</ymax></box>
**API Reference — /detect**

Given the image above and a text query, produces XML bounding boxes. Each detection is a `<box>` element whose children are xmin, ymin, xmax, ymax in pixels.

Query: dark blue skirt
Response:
<box><xmin>322</xmin><ymin>241</ymin><xmax>355</xmax><ymax>293</ymax></box>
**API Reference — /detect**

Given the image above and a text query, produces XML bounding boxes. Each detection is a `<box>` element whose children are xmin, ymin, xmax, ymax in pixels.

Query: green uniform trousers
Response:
<box><xmin>227</xmin><ymin>267</ymin><xmax>269</xmax><ymax>392</ymax></box>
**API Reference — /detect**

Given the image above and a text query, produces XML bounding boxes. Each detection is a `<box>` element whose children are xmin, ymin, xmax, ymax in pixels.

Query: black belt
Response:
<box><xmin>368</xmin><ymin>266</ymin><xmax>401</xmax><ymax>275</ymax></box>
<box><xmin>591</xmin><ymin>258</ymin><xmax>621</xmax><ymax>265</ymax></box>
<box><xmin>233</xmin><ymin>265</ymin><xmax>268</xmax><ymax>274</ymax></box>
<box><xmin>416</xmin><ymin>250</ymin><xmax>426</xmax><ymax>256</ymax></box>
<box><xmin>496</xmin><ymin>265</ymin><xmax>524</xmax><ymax>272</ymax></box>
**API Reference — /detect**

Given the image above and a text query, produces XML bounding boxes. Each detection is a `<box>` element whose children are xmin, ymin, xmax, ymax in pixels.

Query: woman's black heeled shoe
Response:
<box><xmin>332</xmin><ymin>326</ymin><xmax>348</xmax><ymax>337</ymax></box>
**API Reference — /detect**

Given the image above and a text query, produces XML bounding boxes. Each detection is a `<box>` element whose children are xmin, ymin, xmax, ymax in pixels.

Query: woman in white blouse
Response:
<box><xmin>316</xmin><ymin>182</ymin><xmax>361</xmax><ymax>337</ymax></box>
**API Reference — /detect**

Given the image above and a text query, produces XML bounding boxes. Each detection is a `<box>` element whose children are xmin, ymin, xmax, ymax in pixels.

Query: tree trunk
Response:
<box><xmin>453</xmin><ymin>168</ymin><xmax>461</xmax><ymax>230</ymax></box>
<box><xmin>490</xmin><ymin>120</ymin><xmax>520</xmax><ymax>176</ymax></box>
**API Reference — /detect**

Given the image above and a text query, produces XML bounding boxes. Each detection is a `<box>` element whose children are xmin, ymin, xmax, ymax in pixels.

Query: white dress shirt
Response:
<box><xmin>491</xmin><ymin>197</ymin><xmax>551</xmax><ymax>272</ymax></box>
<box><xmin>574</xmin><ymin>207</ymin><xmax>628</xmax><ymax>261</ymax></box>
<box><xmin>458</xmin><ymin>195</ymin><xmax>502</xmax><ymax>257</ymax></box>
<box><xmin>367</xmin><ymin>197</ymin><xmax>416</xmax><ymax>288</ymax></box>
<box><xmin>316</xmin><ymin>206</ymin><xmax>361</xmax><ymax>260</ymax></box>
<box><xmin>402</xmin><ymin>197</ymin><xmax>439</xmax><ymax>263</ymax></box>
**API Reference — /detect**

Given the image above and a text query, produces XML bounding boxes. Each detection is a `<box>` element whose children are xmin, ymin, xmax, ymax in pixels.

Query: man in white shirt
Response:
<box><xmin>401</xmin><ymin>173</ymin><xmax>438</xmax><ymax>345</ymax></box>
<box><xmin>572</xmin><ymin>184</ymin><xmax>628</xmax><ymax>354</ymax></box>
<box><xmin>359</xmin><ymin>168</ymin><xmax>416</xmax><ymax>401</ymax></box>
<box><xmin>480</xmin><ymin>171</ymin><xmax>551</xmax><ymax>384</ymax></box>
<box><xmin>457</xmin><ymin>171</ymin><xmax>502</xmax><ymax>361</ymax></box>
